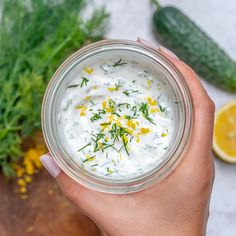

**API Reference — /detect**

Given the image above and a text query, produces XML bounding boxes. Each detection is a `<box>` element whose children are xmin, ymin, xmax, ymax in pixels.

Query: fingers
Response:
<box><xmin>158</xmin><ymin>48</ymin><xmax>215</xmax><ymax>149</ymax></box>
<box><xmin>40</xmin><ymin>154</ymin><xmax>84</xmax><ymax>205</ymax></box>
<box><xmin>40</xmin><ymin>154</ymin><xmax>61</xmax><ymax>178</ymax></box>
<box><xmin>158</xmin><ymin>47</ymin><xmax>211</xmax><ymax>106</ymax></box>
<box><xmin>40</xmin><ymin>154</ymin><xmax>110</xmax><ymax>215</ymax></box>
<box><xmin>138</xmin><ymin>38</ymin><xmax>215</xmax><ymax>164</ymax></box>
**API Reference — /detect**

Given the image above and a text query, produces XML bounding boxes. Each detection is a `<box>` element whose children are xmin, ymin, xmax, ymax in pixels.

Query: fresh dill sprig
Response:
<box><xmin>91</xmin><ymin>132</ymin><xmax>106</xmax><ymax>152</ymax></box>
<box><xmin>100</xmin><ymin>122</ymin><xmax>111</xmax><ymax>126</ymax></box>
<box><xmin>83</xmin><ymin>155</ymin><xmax>96</xmax><ymax>163</ymax></box>
<box><xmin>90</xmin><ymin>113</ymin><xmax>103</xmax><ymax>122</ymax></box>
<box><xmin>124</xmin><ymin>105</ymin><xmax>139</xmax><ymax>120</ymax></box>
<box><xmin>139</xmin><ymin>102</ymin><xmax>156</xmax><ymax>125</ymax></box>
<box><xmin>0</xmin><ymin>0</ymin><xmax>108</xmax><ymax>176</ymax></box>
<box><xmin>115</xmin><ymin>82</ymin><xmax>122</xmax><ymax>90</ymax></box>
<box><xmin>112</xmin><ymin>58</ymin><xmax>127</xmax><ymax>67</ymax></box>
<box><xmin>159</xmin><ymin>104</ymin><xmax>166</xmax><ymax>112</ymax></box>
<box><xmin>90</xmin><ymin>99</ymin><xmax>95</xmax><ymax>105</ymax></box>
<box><xmin>90</xmin><ymin>109</ymin><xmax>106</xmax><ymax>122</ymax></box>
<box><xmin>77</xmin><ymin>142</ymin><xmax>91</xmax><ymax>152</ymax></box>
<box><xmin>67</xmin><ymin>84</ymin><xmax>79</xmax><ymax>88</ymax></box>
<box><xmin>80</xmin><ymin>77</ymin><xmax>89</xmax><ymax>87</ymax></box>
<box><xmin>123</xmin><ymin>90</ymin><xmax>130</xmax><ymax>96</ymax></box>
<box><xmin>122</xmin><ymin>137</ymin><xmax>129</xmax><ymax>155</ymax></box>
<box><xmin>100</xmin><ymin>65</ymin><xmax>108</xmax><ymax>72</ymax></box>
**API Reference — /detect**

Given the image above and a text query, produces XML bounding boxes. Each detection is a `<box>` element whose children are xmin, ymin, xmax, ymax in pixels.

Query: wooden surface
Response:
<box><xmin>0</xmin><ymin>171</ymin><xmax>102</xmax><ymax>236</ymax></box>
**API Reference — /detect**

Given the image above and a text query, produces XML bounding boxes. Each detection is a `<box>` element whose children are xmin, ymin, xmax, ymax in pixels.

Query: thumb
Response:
<box><xmin>40</xmin><ymin>154</ymin><xmax>85</xmax><ymax>204</ymax></box>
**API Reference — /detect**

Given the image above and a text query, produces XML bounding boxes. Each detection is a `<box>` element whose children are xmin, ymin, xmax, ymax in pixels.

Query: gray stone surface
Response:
<box><xmin>94</xmin><ymin>0</ymin><xmax>236</xmax><ymax>235</ymax></box>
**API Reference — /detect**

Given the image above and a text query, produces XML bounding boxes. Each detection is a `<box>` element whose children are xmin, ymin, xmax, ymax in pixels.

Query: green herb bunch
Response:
<box><xmin>0</xmin><ymin>0</ymin><xmax>108</xmax><ymax>176</ymax></box>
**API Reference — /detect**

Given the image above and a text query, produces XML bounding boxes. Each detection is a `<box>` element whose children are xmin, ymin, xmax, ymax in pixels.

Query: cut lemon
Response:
<box><xmin>213</xmin><ymin>100</ymin><xmax>236</xmax><ymax>163</ymax></box>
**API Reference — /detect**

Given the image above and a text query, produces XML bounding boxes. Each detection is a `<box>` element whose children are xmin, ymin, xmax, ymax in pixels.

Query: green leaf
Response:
<box><xmin>2</xmin><ymin>162</ymin><xmax>16</xmax><ymax>177</ymax></box>
<box><xmin>0</xmin><ymin>0</ymin><xmax>108</xmax><ymax>176</ymax></box>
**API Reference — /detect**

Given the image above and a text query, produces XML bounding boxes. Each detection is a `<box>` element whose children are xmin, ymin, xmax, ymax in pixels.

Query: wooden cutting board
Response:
<box><xmin>0</xmin><ymin>170</ymin><xmax>102</xmax><ymax>236</ymax></box>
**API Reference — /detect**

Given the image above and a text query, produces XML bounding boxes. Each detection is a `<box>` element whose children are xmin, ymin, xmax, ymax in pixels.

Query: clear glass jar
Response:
<box><xmin>41</xmin><ymin>39</ymin><xmax>193</xmax><ymax>194</ymax></box>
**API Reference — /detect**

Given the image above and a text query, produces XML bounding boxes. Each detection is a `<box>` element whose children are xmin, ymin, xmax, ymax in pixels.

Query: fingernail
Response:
<box><xmin>137</xmin><ymin>37</ymin><xmax>158</xmax><ymax>48</ymax></box>
<box><xmin>159</xmin><ymin>46</ymin><xmax>179</xmax><ymax>60</ymax></box>
<box><xmin>40</xmin><ymin>154</ymin><xmax>61</xmax><ymax>178</ymax></box>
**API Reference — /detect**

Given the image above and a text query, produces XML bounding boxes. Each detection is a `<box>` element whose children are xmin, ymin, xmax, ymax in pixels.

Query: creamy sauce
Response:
<box><xmin>58</xmin><ymin>55</ymin><xmax>176</xmax><ymax>178</ymax></box>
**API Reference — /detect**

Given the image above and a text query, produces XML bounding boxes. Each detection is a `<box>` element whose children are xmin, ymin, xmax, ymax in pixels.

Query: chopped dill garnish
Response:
<box><xmin>159</xmin><ymin>105</ymin><xmax>166</xmax><ymax>112</ymax></box>
<box><xmin>90</xmin><ymin>113</ymin><xmax>103</xmax><ymax>122</ymax></box>
<box><xmin>115</xmin><ymin>81</ymin><xmax>122</xmax><ymax>90</ymax></box>
<box><xmin>124</xmin><ymin>106</ymin><xmax>138</xmax><ymax>120</ymax></box>
<box><xmin>112</xmin><ymin>58</ymin><xmax>127</xmax><ymax>67</ymax></box>
<box><xmin>80</xmin><ymin>77</ymin><xmax>89</xmax><ymax>87</ymax></box>
<box><xmin>131</xmin><ymin>106</ymin><xmax>138</xmax><ymax>117</ymax></box>
<box><xmin>106</xmin><ymin>167</ymin><xmax>113</xmax><ymax>174</ymax></box>
<box><xmin>122</xmin><ymin>136</ymin><xmax>129</xmax><ymax>155</ymax></box>
<box><xmin>91</xmin><ymin>132</ymin><xmax>105</xmax><ymax>152</ymax></box>
<box><xmin>91</xmin><ymin>164</ymin><xmax>98</xmax><ymax>167</ymax></box>
<box><xmin>98</xmin><ymin>109</ymin><xmax>106</xmax><ymax>114</ymax></box>
<box><xmin>109</xmin><ymin>98</ymin><xmax>116</xmax><ymax>105</ymax></box>
<box><xmin>100</xmin><ymin>65</ymin><xmax>108</xmax><ymax>72</ymax></box>
<box><xmin>77</xmin><ymin>142</ymin><xmax>91</xmax><ymax>152</ymax></box>
<box><xmin>107</xmin><ymin>98</ymin><xmax>116</xmax><ymax>113</ymax></box>
<box><xmin>83</xmin><ymin>155</ymin><xmax>96</xmax><ymax>163</ymax></box>
<box><xmin>117</xmin><ymin>102</ymin><xmax>126</xmax><ymax>107</ymax></box>
<box><xmin>90</xmin><ymin>99</ymin><xmax>95</xmax><ymax>105</ymax></box>
<box><xmin>123</xmin><ymin>90</ymin><xmax>130</xmax><ymax>96</ymax></box>
<box><xmin>126</xmin><ymin>103</ymin><xmax>131</xmax><ymax>109</ymax></box>
<box><xmin>113</xmin><ymin>112</ymin><xmax>121</xmax><ymax>117</ymax></box>
<box><xmin>90</xmin><ymin>109</ymin><xmax>106</xmax><ymax>122</ymax></box>
<box><xmin>100</xmin><ymin>122</ymin><xmax>111</xmax><ymax>126</ymax></box>
<box><xmin>139</xmin><ymin>102</ymin><xmax>156</xmax><ymax>125</ymax></box>
<box><xmin>67</xmin><ymin>84</ymin><xmax>79</xmax><ymax>88</ymax></box>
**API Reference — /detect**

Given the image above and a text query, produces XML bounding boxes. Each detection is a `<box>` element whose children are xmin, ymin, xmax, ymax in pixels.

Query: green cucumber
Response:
<box><xmin>153</xmin><ymin>2</ymin><xmax>236</xmax><ymax>92</ymax></box>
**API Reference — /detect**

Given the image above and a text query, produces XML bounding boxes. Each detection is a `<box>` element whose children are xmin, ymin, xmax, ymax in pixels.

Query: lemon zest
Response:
<box><xmin>147</xmin><ymin>97</ymin><xmax>157</xmax><ymax>106</ymax></box>
<box><xmin>140</xmin><ymin>127</ymin><xmax>152</xmax><ymax>135</ymax></box>
<box><xmin>84</xmin><ymin>67</ymin><xmax>94</xmax><ymax>75</ymax></box>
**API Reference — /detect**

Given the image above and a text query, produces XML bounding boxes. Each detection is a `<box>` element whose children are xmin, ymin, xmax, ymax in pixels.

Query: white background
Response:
<box><xmin>94</xmin><ymin>0</ymin><xmax>236</xmax><ymax>235</ymax></box>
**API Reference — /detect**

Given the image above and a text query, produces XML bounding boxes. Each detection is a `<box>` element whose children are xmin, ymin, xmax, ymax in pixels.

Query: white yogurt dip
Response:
<box><xmin>58</xmin><ymin>55</ymin><xmax>176</xmax><ymax>178</ymax></box>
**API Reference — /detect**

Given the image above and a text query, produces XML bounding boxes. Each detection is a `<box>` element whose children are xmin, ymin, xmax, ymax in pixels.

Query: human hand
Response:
<box><xmin>41</xmin><ymin>40</ymin><xmax>215</xmax><ymax>236</ymax></box>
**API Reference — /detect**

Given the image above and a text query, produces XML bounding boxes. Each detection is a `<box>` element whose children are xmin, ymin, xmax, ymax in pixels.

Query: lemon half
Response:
<box><xmin>213</xmin><ymin>100</ymin><xmax>236</xmax><ymax>163</ymax></box>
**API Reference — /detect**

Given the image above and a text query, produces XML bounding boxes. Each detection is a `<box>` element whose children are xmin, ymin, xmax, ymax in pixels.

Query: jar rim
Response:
<box><xmin>41</xmin><ymin>39</ymin><xmax>193</xmax><ymax>194</ymax></box>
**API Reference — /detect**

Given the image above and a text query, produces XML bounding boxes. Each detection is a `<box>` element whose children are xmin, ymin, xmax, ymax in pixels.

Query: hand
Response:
<box><xmin>41</xmin><ymin>40</ymin><xmax>215</xmax><ymax>236</ymax></box>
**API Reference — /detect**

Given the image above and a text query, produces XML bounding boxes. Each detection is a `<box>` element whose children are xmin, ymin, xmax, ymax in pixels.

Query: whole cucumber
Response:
<box><xmin>153</xmin><ymin>5</ymin><xmax>236</xmax><ymax>92</ymax></box>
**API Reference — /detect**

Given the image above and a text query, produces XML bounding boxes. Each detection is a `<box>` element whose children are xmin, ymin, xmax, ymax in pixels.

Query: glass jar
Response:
<box><xmin>41</xmin><ymin>39</ymin><xmax>193</xmax><ymax>194</ymax></box>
